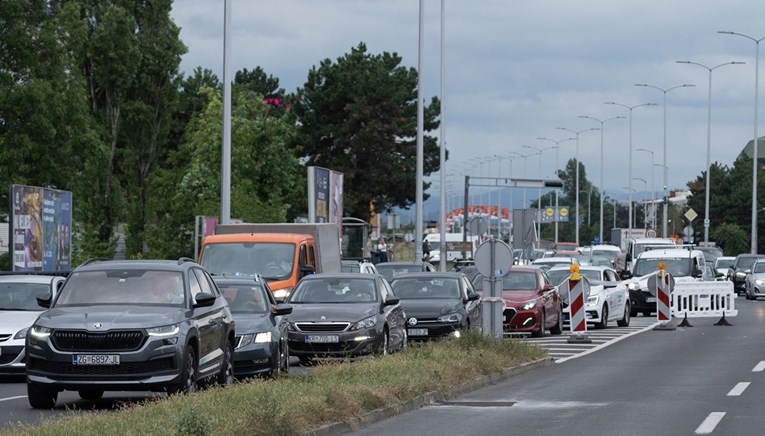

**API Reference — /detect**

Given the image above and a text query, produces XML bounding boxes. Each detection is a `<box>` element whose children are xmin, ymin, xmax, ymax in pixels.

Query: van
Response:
<box><xmin>624</xmin><ymin>237</ymin><xmax>675</xmax><ymax>274</ymax></box>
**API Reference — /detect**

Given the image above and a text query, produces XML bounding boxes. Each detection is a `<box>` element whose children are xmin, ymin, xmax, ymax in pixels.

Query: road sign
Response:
<box><xmin>474</xmin><ymin>239</ymin><xmax>513</xmax><ymax>278</ymax></box>
<box><xmin>469</xmin><ymin>217</ymin><xmax>488</xmax><ymax>235</ymax></box>
<box><xmin>559</xmin><ymin>207</ymin><xmax>569</xmax><ymax>217</ymax></box>
<box><xmin>645</xmin><ymin>228</ymin><xmax>657</xmax><ymax>238</ymax></box>
<box><xmin>703</xmin><ymin>218</ymin><xmax>710</xmax><ymax>228</ymax></box>
<box><xmin>684</xmin><ymin>208</ymin><xmax>698</xmax><ymax>222</ymax></box>
<box><xmin>445</xmin><ymin>241</ymin><xmax>473</xmax><ymax>252</ymax></box>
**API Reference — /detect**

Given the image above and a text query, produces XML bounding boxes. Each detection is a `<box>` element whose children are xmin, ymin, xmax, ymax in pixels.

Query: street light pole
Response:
<box><xmin>718</xmin><ymin>31</ymin><xmax>765</xmax><ymax>254</ymax></box>
<box><xmin>634</xmin><ymin>83</ymin><xmax>694</xmax><ymax>238</ymax></box>
<box><xmin>636</xmin><ymin>148</ymin><xmax>655</xmax><ymax>227</ymax></box>
<box><xmin>633</xmin><ymin>178</ymin><xmax>648</xmax><ymax>228</ymax></box>
<box><xmin>522</xmin><ymin>145</ymin><xmax>553</xmax><ymax>240</ymax></box>
<box><xmin>415</xmin><ymin>0</ymin><xmax>425</xmax><ymax>262</ymax></box>
<box><xmin>538</xmin><ymin>137</ymin><xmax>576</xmax><ymax>244</ymax></box>
<box><xmin>438</xmin><ymin>0</ymin><xmax>446</xmax><ymax>271</ymax></box>
<box><xmin>604</xmin><ymin>102</ymin><xmax>657</xmax><ymax>238</ymax></box>
<box><xmin>557</xmin><ymin>127</ymin><xmax>599</xmax><ymax>246</ymax></box>
<box><xmin>578</xmin><ymin>115</ymin><xmax>626</xmax><ymax>244</ymax></box>
<box><xmin>677</xmin><ymin>60</ymin><xmax>745</xmax><ymax>245</ymax></box>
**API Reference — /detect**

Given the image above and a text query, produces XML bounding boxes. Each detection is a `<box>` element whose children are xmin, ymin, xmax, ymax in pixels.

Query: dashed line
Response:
<box><xmin>727</xmin><ymin>382</ymin><xmax>750</xmax><ymax>396</ymax></box>
<box><xmin>695</xmin><ymin>412</ymin><xmax>725</xmax><ymax>434</ymax></box>
<box><xmin>753</xmin><ymin>361</ymin><xmax>765</xmax><ymax>372</ymax></box>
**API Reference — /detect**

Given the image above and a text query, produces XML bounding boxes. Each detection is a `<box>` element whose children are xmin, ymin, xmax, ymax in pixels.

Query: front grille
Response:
<box><xmin>0</xmin><ymin>334</ymin><xmax>10</xmax><ymax>342</ymax></box>
<box><xmin>0</xmin><ymin>346</ymin><xmax>23</xmax><ymax>364</ymax></box>
<box><xmin>51</xmin><ymin>330</ymin><xmax>146</xmax><ymax>352</ymax></box>
<box><xmin>504</xmin><ymin>308</ymin><xmax>517</xmax><ymax>324</ymax></box>
<box><xmin>28</xmin><ymin>357</ymin><xmax>174</xmax><ymax>378</ymax></box>
<box><xmin>295</xmin><ymin>322</ymin><xmax>350</xmax><ymax>333</ymax></box>
<box><xmin>289</xmin><ymin>342</ymin><xmax>355</xmax><ymax>353</ymax></box>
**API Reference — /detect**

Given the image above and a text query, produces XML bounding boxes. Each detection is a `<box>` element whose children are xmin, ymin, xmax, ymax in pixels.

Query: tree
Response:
<box><xmin>292</xmin><ymin>42</ymin><xmax>442</xmax><ymax>222</ymax></box>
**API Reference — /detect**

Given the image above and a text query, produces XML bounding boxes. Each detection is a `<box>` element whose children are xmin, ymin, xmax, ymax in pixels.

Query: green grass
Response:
<box><xmin>4</xmin><ymin>333</ymin><xmax>547</xmax><ymax>436</ymax></box>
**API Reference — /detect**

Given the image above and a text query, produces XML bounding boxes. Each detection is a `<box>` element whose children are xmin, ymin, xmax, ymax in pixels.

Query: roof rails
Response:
<box><xmin>80</xmin><ymin>257</ymin><xmax>111</xmax><ymax>266</ymax></box>
<box><xmin>177</xmin><ymin>257</ymin><xmax>196</xmax><ymax>265</ymax></box>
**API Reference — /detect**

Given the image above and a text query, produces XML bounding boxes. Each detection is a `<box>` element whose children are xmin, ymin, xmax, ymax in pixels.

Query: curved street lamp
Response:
<box><xmin>676</xmin><ymin>60</ymin><xmax>745</xmax><ymax>245</ymax></box>
<box><xmin>538</xmin><ymin>137</ymin><xmax>576</xmax><ymax>243</ymax></box>
<box><xmin>555</xmin><ymin>127</ymin><xmax>599</xmax><ymax>245</ymax></box>
<box><xmin>636</xmin><ymin>147</ymin><xmax>655</xmax><ymax>227</ymax></box>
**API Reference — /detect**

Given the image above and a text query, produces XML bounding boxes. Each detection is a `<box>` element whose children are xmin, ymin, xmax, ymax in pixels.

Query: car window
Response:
<box><xmin>193</xmin><ymin>269</ymin><xmax>215</xmax><ymax>295</ymax></box>
<box><xmin>754</xmin><ymin>262</ymin><xmax>765</xmax><ymax>274</ymax></box>
<box><xmin>0</xmin><ymin>282</ymin><xmax>51</xmax><ymax>311</ymax></box>
<box><xmin>391</xmin><ymin>277</ymin><xmax>462</xmax><ymax>299</ymax></box>
<box><xmin>289</xmin><ymin>278</ymin><xmax>378</xmax><ymax>303</ymax></box>
<box><xmin>56</xmin><ymin>270</ymin><xmax>185</xmax><ymax>307</ymax></box>
<box><xmin>217</xmin><ymin>283</ymin><xmax>270</xmax><ymax>314</ymax></box>
<box><xmin>188</xmin><ymin>270</ymin><xmax>203</xmax><ymax>300</ymax></box>
<box><xmin>378</xmin><ymin>278</ymin><xmax>389</xmax><ymax>301</ymax></box>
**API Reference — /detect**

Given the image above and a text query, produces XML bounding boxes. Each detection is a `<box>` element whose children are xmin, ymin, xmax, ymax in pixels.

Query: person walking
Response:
<box><xmin>378</xmin><ymin>239</ymin><xmax>389</xmax><ymax>263</ymax></box>
<box><xmin>422</xmin><ymin>238</ymin><xmax>431</xmax><ymax>261</ymax></box>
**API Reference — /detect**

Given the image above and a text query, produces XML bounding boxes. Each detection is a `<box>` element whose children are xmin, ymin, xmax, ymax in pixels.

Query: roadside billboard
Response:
<box><xmin>307</xmin><ymin>166</ymin><xmax>344</xmax><ymax>238</ymax></box>
<box><xmin>10</xmin><ymin>184</ymin><xmax>72</xmax><ymax>272</ymax></box>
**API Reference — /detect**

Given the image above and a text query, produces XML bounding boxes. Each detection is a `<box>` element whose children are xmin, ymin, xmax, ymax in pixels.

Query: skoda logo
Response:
<box><xmin>93</xmin><ymin>322</ymin><xmax>102</xmax><ymax>330</ymax></box>
<box><xmin>407</xmin><ymin>317</ymin><xmax>418</xmax><ymax>326</ymax></box>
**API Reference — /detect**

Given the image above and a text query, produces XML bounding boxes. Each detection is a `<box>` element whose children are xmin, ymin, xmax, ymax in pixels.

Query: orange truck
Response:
<box><xmin>198</xmin><ymin>223</ymin><xmax>341</xmax><ymax>301</ymax></box>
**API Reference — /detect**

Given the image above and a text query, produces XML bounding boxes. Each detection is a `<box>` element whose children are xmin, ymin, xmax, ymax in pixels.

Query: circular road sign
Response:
<box><xmin>469</xmin><ymin>217</ymin><xmax>488</xmax><ymax>235</ymax></box>
<box><xmin>645</xmin><ymin>228</ymin><xmax>657</xmax><ymax>238</ymax></box>
<box><xmin>545</xmin><ymin>207</ymin><xmax>554</xmax><ymax>217</ymax></box>
<box><xmin>474</xmin><ymin>239</ymin><xmax>514</xmax><ymax>278</ymax></box>
<box><xmin>559</xmin><ymin>207</ymin><xmax>569</xmax><ymax>217</ymax></box>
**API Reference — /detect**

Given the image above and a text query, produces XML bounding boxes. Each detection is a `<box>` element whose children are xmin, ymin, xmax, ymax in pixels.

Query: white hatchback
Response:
<box><xmin>547</xmin><ymin>265</ymin><xmax>631</xmax><ymax>329</ymax></box>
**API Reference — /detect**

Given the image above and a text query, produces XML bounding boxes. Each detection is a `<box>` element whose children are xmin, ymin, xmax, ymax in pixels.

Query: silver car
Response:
<box><xmin>744</xmin><ymin>260</ymin><xmax>765</xmax><ymax>300</ymax></box>
<box><xmin>0</xmin><ymin>274</ymin><xmax>65</xmax><ymax>375</ymax></box>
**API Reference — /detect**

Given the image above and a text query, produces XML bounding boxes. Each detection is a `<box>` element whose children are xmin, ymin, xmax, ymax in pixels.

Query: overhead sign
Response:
<box><xmin>684</xmin><ymin>208</ymin><xmax>698</xmax><ymax>222</ymax></box>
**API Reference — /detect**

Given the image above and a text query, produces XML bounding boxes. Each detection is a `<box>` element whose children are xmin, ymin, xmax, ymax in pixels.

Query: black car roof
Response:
<box><xmin>73</xmin><ymin>258</ymin><xmax>199</xmax><ymax>272</ymax></box>
<box><xmin>300</xmin><ymin>273</ymin><xmax>380</xmax><ymax>280</ymax></box>
<box><xmin>390</xmin><ymin>272</ymin><xmax>462</xmax><ymax>280</ymax></box>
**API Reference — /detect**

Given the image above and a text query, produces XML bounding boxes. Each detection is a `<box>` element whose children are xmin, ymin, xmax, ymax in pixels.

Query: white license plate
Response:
<box><xmin>408</xmin><ymin>328</ymin><xmax>429</xmax><ymax>336</ymax></box>
<box><xmin>305</xmin><ymin>335</ymin><xmax>339</xmax><ymax>343</ymax></box>
<box><xmin>646</xmin><ymin>297</ymin><xmax>657</xmax><ymax>303</ymax></box>
<box><xmin>73</xmin><ymin>354</ymin><xmax>120</xmax><ymax>366</ymax></box>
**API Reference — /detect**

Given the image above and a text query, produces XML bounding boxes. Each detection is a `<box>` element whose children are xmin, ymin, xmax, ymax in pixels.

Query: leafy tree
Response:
<box><xmin>292</xmin><ymin>42</ymin><xmax>442</xmax><ymax>223</ymax></box>
<box><xmin>712</xmin><ymin>223</ymin><xmax>748</xmax><ymax>256</ymax></box>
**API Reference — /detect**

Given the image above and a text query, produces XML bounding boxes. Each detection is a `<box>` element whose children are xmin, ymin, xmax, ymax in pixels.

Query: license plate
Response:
<box><xmin>73</xmin><ymin>354</ymin><xmax>120</xmax><ymax>366</ymax></box>
<box><xmin>305</xmin><ymin>335</ymin><xmax>339</xmax><ymax>343</ymax></box>
<box><xmin>408</xmin><ymin>328</ymin><xmax>428</xmax><ymax>336</ymax></box>
<box><xmin>646</xmin><ymin>297</ymin><xmax>657</xmax><ymax>303</ymax></box>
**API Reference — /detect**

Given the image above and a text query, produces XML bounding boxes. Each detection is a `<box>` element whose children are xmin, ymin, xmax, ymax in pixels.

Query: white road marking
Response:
<box><xmin>0</xmin><ymin>396</ymin><xmax>26</xmax><ymax>403</ymax></box>
<box><xmin>752</xmin><ymin>361</ymin><xmax>765</xmax><ymax>372</ymax></box>
<box><xmin>727</xmin><ymin>382</ymin><xmax>750</xmax><ymax>396</ymax></box>
<box><xmin>695</xmin><ymin>412</ymin><xmax>726</xmax><ymax>434</ymax></box>
<box><xmin>555</xmin><ymin>321</ymin><xmax>661</xmax><ymax>364</ymax></box>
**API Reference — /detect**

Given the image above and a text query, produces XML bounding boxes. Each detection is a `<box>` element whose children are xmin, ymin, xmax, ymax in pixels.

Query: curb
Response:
<box><xmin>309</xmin><ymin>357</ymin><xmax>553</xmax><ymax>436</ymax></box>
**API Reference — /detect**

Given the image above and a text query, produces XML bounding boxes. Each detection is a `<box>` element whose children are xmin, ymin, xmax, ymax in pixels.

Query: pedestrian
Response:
<box><xmin>378</xmin><ymin>239</ymin><xmax>389</xmax><ymax>263</ymax></box>
<box><xmin>423</xmin><ymin>239</ymin><xmax>431</xmax><ymax>261</ymax></box>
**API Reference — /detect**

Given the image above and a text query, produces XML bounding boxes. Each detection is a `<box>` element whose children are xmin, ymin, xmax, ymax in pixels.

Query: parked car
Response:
<box><xmin>547</xmin><ymin>266</ymin><xmax>630</xmax><ymax>329</ymax></box>
<box><xmin>744</xmin><ymin>259</ymin><xmax>765</xmax><ymax>300</ymax></box>
<box><xmin>714</xmin><ymin>256</ymin><xmax>735</xmax><ymax>277</ymax></box>
<box><xmin>696</xmin><ymin>245</ymin><xmax>724</xmax><ymax>263</ymax></box>
<box><xmin>389</xmin><ymin>272</ymin><xmax>481</xmax><ymax>340</ymax></box>
<box><xmin>0</xmin><ymin>274</ymin><xmax>66</xmax><ymax>375</ymax></box>
<box><xmin>285</xmin><ymin>273</ymin><xmax>406</xmax><ymax>361</ymax></box>
<box><xmin>25</xmin><ymin>258</ymin><xmax>236</xmax><ymax>409</ymax></box>
<box><xmin>341</xmin><ymin>260</ymin><xmax>378</xmax><ymax>274</ymax></box>
<box><xmin>727</xmin><ymin>254</ymin><xmax>765</xmax><ymax>295</ymax></box>
<box><xmin>375</xmin><ymin>261</ymin><xmax>436</xmax><ymax>283</ymax></box>
<box><xmin>213</xmin><ymin>276</ymin><xmax>292</xmax><ymax>377</ymax></box>
<box><xmin>473</xmin><ymin>267</ymin><xmax>562</xmax><ymax>337</ymax></box>
<box><xmin>530</xmin><ymin>256</ymin><xmax>578</xmax><ymax>272</ymax></box>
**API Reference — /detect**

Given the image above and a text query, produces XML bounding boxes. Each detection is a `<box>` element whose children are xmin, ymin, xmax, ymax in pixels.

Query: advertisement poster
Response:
<box><xmin>313</xmin><ymin>167</ymin><xmax>330</xmax><ymax>223</ymax></box>
<box><xmin>329</xmin><ymin>170</ymin><xmax>344</xmax><ymax>237</ymax></box>
<box><xmin>11</xmin><ymin>185</ymin><xmax>72</xmax><ymax>272</ymax></box>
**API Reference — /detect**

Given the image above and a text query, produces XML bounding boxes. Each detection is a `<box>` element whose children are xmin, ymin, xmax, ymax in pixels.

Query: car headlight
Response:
<box><xmin>273</xmin><ymin>288</ymin><xmax>293</xmax><ymax>301</ymax></box>
<box><xmin>756</xmin><ymin>279</ymin><xmax>765</xmax><ymax>286</ymax></box>
<box><xmin>147</xmin><ymin>324</ymin><xmax>180</xmax><ymax>337</ymax></box>
<box><xmin>587</xmin><ymin>295</ymin><xmax>599</xmax><ymax>306</ymax></box>
<box><xmin>437</xmin><ymin>313</ymin><xmax>463</xmax><ymax>323</ymax></box>
<box><xmin>520</xmin><ymin>300</ymin><xmax>537</xmax><ymax>311</ymax></box>
<box><xmin>736</xmin><ymin>272</ymin><xmax>746</xmax><ymax>278</ymax></box>
<box><xmin>627</xmin><ymin>282</ymin><xmax>638</xmax><ymax>291</ymax></box>
<box><xmin>287</xmin><ymin>322</ymin><xmax>298</xmax><ymax>332</ymax></box>
<box><xmin>352</xmin><ymin>316</ymin><xmax>377</xmax><ymax>330</ymax></box>
<box><xmin>237</xmin><ymin>334</ymin><xmax>254</xmax><ymax>349</ymax></box>
<box><xmin>14</xmin><ymin>327</ymin><xmax>29</xmax><ymax>340</ymax></box>
<box><xmin>254</xmin><ymin>332</ymin><xmax>272</xmax><ymax>343</ymax></box>
<box><xmin>30</xmin><ymin>326</ymin><xmax>52</xmax><ymax>339</ymax></box>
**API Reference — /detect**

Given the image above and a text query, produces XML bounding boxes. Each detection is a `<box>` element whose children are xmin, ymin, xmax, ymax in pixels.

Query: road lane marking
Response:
<box><xmin>727</xmin><ymin>382</ymin><xmax>750</xmax><ymax>396</ymax></box>
<box><xmin>0</xmin><ymin>396</ymin><xmax>27</xmax><ymax>403</ymax></box>
<box><xmin>753</xmin><ymin>361</ymin><xmax>765</xmax><ymax>372</ymax></box>
<box><xmin>695</xmin><ymin>412</ymin><xmax>725</xmax><ymax>434</ymax></box>
<box><xmin>555</xmin><ymin>320</ymin><xmax>660</xmax><ymax>364</ymax></box>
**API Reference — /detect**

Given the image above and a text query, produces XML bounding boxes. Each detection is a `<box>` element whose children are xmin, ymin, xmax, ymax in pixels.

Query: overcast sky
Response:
<box><xmin>170</xmin><ymin>0</ymin><xmax>765</xmax><ymax>203</ymax></box>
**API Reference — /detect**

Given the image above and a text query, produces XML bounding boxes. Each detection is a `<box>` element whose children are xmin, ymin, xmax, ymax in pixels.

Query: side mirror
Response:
<box><xmin>715</xmin><ymin>271</ymin><xmax>725</xmax><ymax>278</ymax></box>
<box><xmin>384</xmin><ymin>296</ymin><xmax>400</xmax><ymax>306</ymax></box>
<box><xmin>274</xmin><ymin>303</ymin><xmax>293</xmax><ymax>316</ymax></box>
<box><xmin>626</xmin><ymin>253</ymin><xmax>632</xmax><ymax>262</ymax></box>
<box><xmin>745</xmin><ymin>269</ymin><xmax>752</xmax><ymax>274</ymax></box>
<box><xmin>300</xmin><ymin>265</ymin><xmax>315</xmax><ymax>278</ymax></box>
<box><xmin>621</xmin><ymin>271</ymin><xmax>632</xmax><ymax>279</ymax></box>
<box><xmin>542</xmin><ymin>284</ymin><xmax>555</xmax><ymax>292</ymax></box>
<box><xmin>465</xmin><ymin>293</ymin><xmax>481</xmax><ymax>302</ymax></box>
<box><xmin>37</xmin><ymin>294</ymin><xmax>52</xmax><ymax>309</ymax></box>
<box><xmin>193</xmin><ymin>292</ymin><xmax>217</xmax><ymax>308</ymax></box>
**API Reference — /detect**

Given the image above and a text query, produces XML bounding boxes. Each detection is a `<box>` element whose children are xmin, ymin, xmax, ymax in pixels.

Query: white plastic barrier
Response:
<box><xmin>670</xmin><ymin>281</ymin><xmax>737</xmax><ymax>323</ymax></box>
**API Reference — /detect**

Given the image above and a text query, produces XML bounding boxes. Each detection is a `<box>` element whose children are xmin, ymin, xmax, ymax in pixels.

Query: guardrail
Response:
<box><xmin>670</xmin><ymin>280</ymin><xmax>736</xmax><ymax>326</ymax></box>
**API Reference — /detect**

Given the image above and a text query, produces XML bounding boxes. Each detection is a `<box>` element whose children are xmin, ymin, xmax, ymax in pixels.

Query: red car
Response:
<box><xmin>473</xmin><ymin>266</ymin><xmax>563</xmax><ymax>337</ymax></box>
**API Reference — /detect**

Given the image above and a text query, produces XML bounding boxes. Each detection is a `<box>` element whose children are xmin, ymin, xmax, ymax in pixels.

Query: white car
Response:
<box><xmin>340</xmin><ymin>260</ymin><xmax>378</xmax><ymax>274</ymax></box>
<box><xmin>0</xmin><ymin>274</ymin><xmax>65</xmax><ymax>374</ymax></box>
<box><xmin>547</xmin><ymin>265</ymin><xmax>631</xmax><ymax>329</ymax></box>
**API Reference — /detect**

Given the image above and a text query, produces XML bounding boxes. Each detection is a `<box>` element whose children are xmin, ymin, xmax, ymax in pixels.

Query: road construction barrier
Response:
<box><xmin>560</xmin><ymin>265</ymin><xmax>591</xmax><ymax>343</ymax></box>
<box><xmin>671</xmin><ymin>280</ymin><xmax>736</xmax><ymax>326</ymax></box>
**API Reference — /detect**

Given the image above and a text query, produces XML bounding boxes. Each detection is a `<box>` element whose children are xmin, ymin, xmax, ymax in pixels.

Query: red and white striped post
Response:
<box><xmin>567</xmin><ymin>264</ymin><xmax>592</xmax><ymax>343</ymax></box>
<box><xmin>653</xmin><ymin>262</ymin><xmax>676</xmax><ymax>331</ymax></box>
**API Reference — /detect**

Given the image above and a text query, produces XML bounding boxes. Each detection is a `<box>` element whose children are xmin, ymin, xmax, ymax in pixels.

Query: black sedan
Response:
<box><xmin>375</xmin><ymin>261</ymin><xmax>436</xmax><ymax>283</ymax></box>
<box><xmin>390</xmin><ymin>272</ymin><xmax>481</xmax><ymax>340</ymax></box>
<box><xmin>213</xmin><ymin>276</ymin><xmax>292</xmax><ymax>377</ymax></box>
<box><xmin>285</xmin><ymin>273</ymin><xmax>406</xmax><ymax>361</ymax></box>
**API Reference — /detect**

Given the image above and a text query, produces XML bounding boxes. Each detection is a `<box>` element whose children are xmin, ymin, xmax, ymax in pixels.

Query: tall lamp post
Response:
<box><xmin>522</xmin><ymin>145</ymin><xmax>553</xmax><ymax>240</ymax></box>
<box><xmin>578</xmin><ymin>115</ymin><xmax>626</xmax><ymax>244</ymax></box>
<box><xmin>636</xmin><ymin>147</ymin><xmax>655</xmax><ymax>227</ymax></box>
<box><xmin>677</xmin><ymin>60</ymin><xmax>745</xmax><ymax>245</ymax></box>
<box><xmin>634</xmin><ymin>83</ymin><xmax>695</xmax><ymax>238</ymax></box>
<box><xmin>604</xmin><ymin>101</ymin><xmax>657</xmax><ymax>237</ymax></box>
<box><xmin>556</xmin><ymin>127</ymin><xmax>599</xmax><ymax>245</ymax></box>
<box><xmin>538</xmin><ymin>137</ymin><xmax>576</xmax><ymax>244</ymax></box>
<box><xmin>718</xmin><ymin>31</ymin><xmax>765</xmax><ymax>254</ymax></box>
<box><xmin>633</xmin><ymin>177</ymin><xmax>648</xmax><ymax>228</ymax></box>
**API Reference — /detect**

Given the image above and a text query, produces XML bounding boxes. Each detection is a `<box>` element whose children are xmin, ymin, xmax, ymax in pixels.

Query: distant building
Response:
<box><xmin>738</xmin><ymin>136</ymin><xmax>765</xmax><ymax>167</ymax></box>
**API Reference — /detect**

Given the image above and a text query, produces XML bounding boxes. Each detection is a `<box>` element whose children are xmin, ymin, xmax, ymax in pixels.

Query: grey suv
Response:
<box><xmin>25</xmin><ymin>258</ymin><xmax>235</xmax><ymax>409</ymax></box>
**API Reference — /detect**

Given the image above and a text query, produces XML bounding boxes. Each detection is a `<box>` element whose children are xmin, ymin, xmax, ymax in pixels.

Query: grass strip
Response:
<box><xmin>5</xmin><ymin>333</ymin><xmax>547</xmax><ymax>436</ymax></box>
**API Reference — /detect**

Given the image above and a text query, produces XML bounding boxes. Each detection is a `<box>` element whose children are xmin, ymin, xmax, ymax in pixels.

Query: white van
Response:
<box><xmin>624</xmin><ymin>237</ymin><xmax>675</xmax><ymax>274</ymax></box>
<box><xmin>424</xmin><ymin>232</ymin><xmax>479</xmax><ymax>263</ymax></box>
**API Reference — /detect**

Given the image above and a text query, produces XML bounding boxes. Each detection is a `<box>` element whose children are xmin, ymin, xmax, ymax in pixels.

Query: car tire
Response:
<box><xmin>78</xmin><ymin>390</ymin><xmax>104</xmax><ymax>401</ymax></box>
<box><xmin>28</xmin><ymin>383</ymin><xmax>57</xmax><ymax>409</ymax></box>
<box><xmin>376</xmin><ymin>328</ymin><xmax>389</xmax><ymax>356</ymax></box>
<box><xmin>169</xmin><ymin>347</ymin><xmax>197</xmax><ymax>395</ymax></box>
<box><xmin>595</xmin><ymin>305</ymin><xmax>608</xmax><ymax>329</ymax></box>
<box><xmin>617</xmin><ymin>302</ymin><xmax>631</xmax><ymax>327</ymax></box>
<box><xmin>216</xmin><ymin>341</ymin><xmax>234</xmax><ymax>386</ymax></box>
<box><xmin>643</xmin><ymin>310</ymin><xmax>652</xmax><ymax>317</ymax></box>
<box><xmin>400</xmin><ymin>328</ymin><xmax>408</xmax><ymax>352</ymax></box>
<box><xmin>549</xmin><ymin>310</ymin><xmax>563</xmax><ymax>335</ymax></box>
<box><xmin>531</xmin><ymin>310</ymin><xmax>545</xmax><ymax>338</ymax></box>
<box><xmin>281</xmin><ymin>342</ymin><xmax>290</xmax><ymax>374</ymax></box>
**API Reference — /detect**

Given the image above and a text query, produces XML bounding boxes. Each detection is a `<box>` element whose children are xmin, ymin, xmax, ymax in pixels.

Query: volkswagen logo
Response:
<box><xmin>320</xmin><ymin>316</ymin><xmax>326</xmax><ymax>320</ymax></box>
<box><xmin>93</xmin><ymin>322</ymin><xmax>102</xmax><ymax>329</ymax></box>
<box><xmin>407</xmin><ymin>317</ymin><xmax>418</xmax><ymax>326</ymax></box>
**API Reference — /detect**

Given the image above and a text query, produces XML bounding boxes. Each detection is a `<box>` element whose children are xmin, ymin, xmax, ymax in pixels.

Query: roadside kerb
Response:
<box><xmin>310</xmin><ymin>357</ymin><xmax>553</xmax><ymax>436</ymax></box>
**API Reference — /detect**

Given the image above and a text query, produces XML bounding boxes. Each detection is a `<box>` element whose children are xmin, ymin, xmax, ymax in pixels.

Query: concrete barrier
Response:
<box><xmin>671</xmin><ymin>280</ymin><xmax>736</xmax><ymax>326</ymax></box>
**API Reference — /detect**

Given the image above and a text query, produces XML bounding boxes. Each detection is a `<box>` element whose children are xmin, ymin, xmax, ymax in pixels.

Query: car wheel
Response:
<box><xmin>549</xmin><ymin>310</ymin><xmax>563</xmax><ymax>335</ymax></box>
<box><xmin>595</xmin><ymin>305</ymin><xmax>608</xmax><ymax>329</ymax></box>
<box><xmin>169</xmin><ymin>347</ymin><xmax>197</xmax><ymax>395</ymax></box>
<box><xmin>28</xmin><ymin>383</ymin><xmax>57</xmax><ymax>409</ymax></box>
<box><xmin>617</xmin><ymin>302</ymin><xmax>631</xmax><ymax>327</ymax></box>
<box><xmin>400</xmin><ymin>328</ymin><xmax>408</xmax><ymax>352</ymax></box>
<box><xmin>630</xmin><ymin>306</ymin><xmax>638</xmax><ymax>317</ymax></box>
<box><xmin>376</xmin><ymin>328</ymin><xmax>389</xmax><ymax>356</ymax></box>
<box><xmin>643</xmin><ymin>310</ymin><xmax>652</xmax><ymax>317</ymax></box>
<box><xmin>216</xmin><ymin>340</ymin><xmax>234</xmax><ymax>386</ymax></box>
<box><xmin>531</xmin><ymin>310</ymin><xmax>545</xmax><ymax>338</ymax></box>
<box><xmin>78</xmin><ymin>390</ymin><xmax>104</xmax><ymax>401</ymax></box>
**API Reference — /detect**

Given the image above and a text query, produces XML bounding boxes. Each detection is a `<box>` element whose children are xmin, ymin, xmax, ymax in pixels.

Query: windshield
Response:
<box><xmin>715</xmin><ymin>258</ymin><xmax>734</xmax><ymax>269</ymax></box>
<box><xmin>201</xmin><ymin>242</ymin><xmax>295</xmax><ymax>280</ymax></box>
<box><xmin>56</xmin><ymin>270</ymin><xmax>185</xmax><ymax>307</ymax></box>
<box><xmin>376</xmin><ymin>264</ymin><xmax>421</xmax><ymax>282</ymax></box>
<box><xmin>289</xmin><ymin>278</ymin><xmax>378</xmax><ymax>304</ymax></box>
<box><xmin>473</xmin><ymin>272</ymin><xmax>539</xmax><ymax>291</ymax></box>
<box><xmin>634</xmin><ymin>258</ymin><xmax>690</xmax><ymax>277</ymax></box>
<box><xmin>634</xmin><ymin>242</ymin><xmax>673</xmax><ymax>257</ymax></box>
<box><xmin>341</xmin><ymin>263</ymin><xmax>360</xmax><ymax>273</ymax></box>
<box><xmin>735</xmin><ymin>256</ymin><xmax>760</xmax><ymax>270</ymax></box>
<box><xmin>0</xmin><ymin>282</ymin><xmax>50</xmax><ymax>311</ymax></box>
<box><xmin>699</xmin><ymin>248</ymin><xmax>723</xmax><ymax>261</ymax></box>
<box><xmin>546</xmin><ymin>270</ymin><xmax>601</xmax><ymax>286</ymax></box>
<box><xmin>754</xmin><ymin>262</ymin><xmax>765</xmax><ymax>274</ymax></box>
<box><xmin>217</xmin><ymin>283</ymin><xmax>270</xmax><ymax>314</ymax></box>
<box><xmin>591</xmin><ymin>250</ymin><xmax>618</xmax><ymax>262</ymax></box>
<box><xmin>391</xmin><ymin>277</ymin><xmax>461</xmax><ymax>299</ymax></box>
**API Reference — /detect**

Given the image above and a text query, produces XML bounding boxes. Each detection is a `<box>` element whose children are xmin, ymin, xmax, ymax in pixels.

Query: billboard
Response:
<box><xmin>307</xmin><ymin>166</ymin><xmax>344</xmax><ymax>237</ymax></box>
<box><xmin>10</xmin><ymin>185</ymin><xmax>72</xmax><ymax>272</ymax></box>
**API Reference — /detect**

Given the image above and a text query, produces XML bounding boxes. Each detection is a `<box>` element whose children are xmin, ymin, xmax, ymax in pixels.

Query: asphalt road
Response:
<box><xmin>351</xmin><ymin>299</ymin><xmax>765</xmax><ymax>436</ymax></box>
